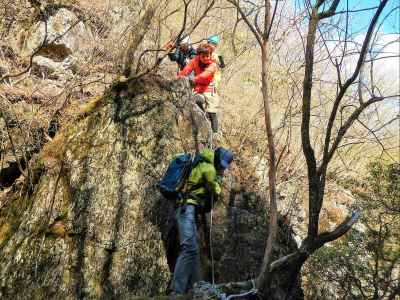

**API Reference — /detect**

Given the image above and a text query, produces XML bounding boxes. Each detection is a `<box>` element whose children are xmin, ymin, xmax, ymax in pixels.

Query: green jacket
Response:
<box><xmin>186</xmin><ymin>148</ymin><xmax>222</xmax><ymax>207</ymax></box>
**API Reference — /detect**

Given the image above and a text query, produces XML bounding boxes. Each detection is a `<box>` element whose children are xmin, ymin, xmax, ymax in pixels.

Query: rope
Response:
<box><xmin>225</xmin><ymin>289</ymin><xmax>257</xmax><ymax>300</ymax></box>
<box><xmin>193</xmin><ymin>280</ymin><xmax>258</xmax><ymax>300</ymax></box>
<box><xmin>209</xmin><ymin>126</ymin><xmax>214</xmax><ymax>149</ymax></box>
<box><xmin>221</xmin><ymin>280</ymin><xmax>258</xmax><ymax>300</ymax></box>
<box><xmin>193</xmin><ymin>281</ymin><xmax>224</xmax><ymax>300</ymax></box>
<box><xmin>210</xmin><ymin>194</ymin><xmax>215</xmax><ymax>286</ymax></box>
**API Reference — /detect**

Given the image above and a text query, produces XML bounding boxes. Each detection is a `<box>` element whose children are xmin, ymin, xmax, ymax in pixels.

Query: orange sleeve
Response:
<box><xmin>194</xmin><ymin>63</ymin><xmax>217</xmax><ymax>85</ymax></box>
<box><xmin>177</xmin><ymin>58</ymin><xmax>195</xmax><ymax>78</ymax></box>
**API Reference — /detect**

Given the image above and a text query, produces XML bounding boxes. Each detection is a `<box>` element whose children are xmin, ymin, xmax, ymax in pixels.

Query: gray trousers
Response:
<box><xmin>171</xmin><ymin>205</ymin><xmax>201</xmax><ymax>294</ymax></box>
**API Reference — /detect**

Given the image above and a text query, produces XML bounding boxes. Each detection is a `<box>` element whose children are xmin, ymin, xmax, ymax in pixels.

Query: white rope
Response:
<box><xmin>209</xmin><ymin>127</ymin><xmax>214</xmax><ymax>149</ymax></box>
<box><xmin>225</xmin><ymin>289</ymin><xmax>257</xmax><ymax>300</ymax></box>
<box><xmin>210</xmin><ymin>194</ymin><xmax>215</xmax><ymax>287</ymax></box>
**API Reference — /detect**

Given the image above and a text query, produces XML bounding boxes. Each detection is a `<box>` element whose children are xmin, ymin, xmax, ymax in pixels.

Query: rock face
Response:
<box><xmin>0</xmin><ymin>99</ymin><xmax>46</xmax><ymax>189</ymax></box>
<box><xmin>0</xmin><ymin>75</ymin><xmax>301</xmax><ymax>299</ymax></box>
<box><xmin>21</xmin><ymin>8</ymin><xmax>92</xmax><ymax>75</ymax></box>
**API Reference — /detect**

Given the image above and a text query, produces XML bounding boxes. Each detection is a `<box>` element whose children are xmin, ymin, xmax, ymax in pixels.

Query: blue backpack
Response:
<box><xmin>158</xmin><ymin>153</ymin><xmax>202</xmax><ymax>201</ymax></box>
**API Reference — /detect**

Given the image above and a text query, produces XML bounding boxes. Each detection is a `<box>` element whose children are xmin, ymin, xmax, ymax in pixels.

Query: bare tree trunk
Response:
<box><xmin>122</xmin><ymin>6</ymin><xmax>156</xmax><ymax>77</ymax></box>
<box><xmin>257</xmin><ymin>42</ymin><xmax>278</xmax><ymax>289</ymax></box>
<box><xmin>301</xmin><ymin>7</ymin><xmax>320</xmax><ymax>240</ymax></box>
<box><xmin>227</xmin><ymin>0</ymin><xmax>279</xmax><ymax>292</ymax></box>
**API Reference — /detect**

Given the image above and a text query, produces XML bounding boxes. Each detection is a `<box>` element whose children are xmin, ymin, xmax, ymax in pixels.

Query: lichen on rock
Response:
<box><xmin>0</xmin><ymin>74</ymin><xmax>302</xmax><ymax>299</ymax></box>
<box><xmin>0</xmin><ymin>75</ymin><xmax>212</xmax><ymax>299</ymax></box>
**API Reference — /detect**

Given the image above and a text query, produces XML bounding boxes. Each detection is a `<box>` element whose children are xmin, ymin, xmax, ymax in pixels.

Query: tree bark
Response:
<box><xmin>301</xmin><ymin>7</ymin><xmax>320</xmax><ymax>240</ymax></box>
<box><xmin>257</xmin><ymin>41</ymin><xmax>278</xmax><ymax>290</ymax></box>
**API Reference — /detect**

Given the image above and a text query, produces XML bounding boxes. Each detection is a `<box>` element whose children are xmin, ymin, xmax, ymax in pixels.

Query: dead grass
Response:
<box><xmin>0</xmin><ymin>222</ymin><xmax>11</xmax><ymax>245</ymax></box>
<box><xmin>75</xmin><ymin>95</ymin><xmax>103</xmax><ymax>114</ymax></box>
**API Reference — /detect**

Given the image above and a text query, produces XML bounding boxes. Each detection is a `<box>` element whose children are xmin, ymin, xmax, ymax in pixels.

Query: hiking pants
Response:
<box><xmin>193</xmin><ymin>94</ymin><xmax>219</xmax><ymax>133</ymax></box>
<box><xmin>207</xmin><ymin>113</ymin><xmax>218</xmax><ymax>133</ymax></box>
<box><xmin>171</xmin><ymin>204</ymin><xmax>201</xmax><ymax>294</ymax></box>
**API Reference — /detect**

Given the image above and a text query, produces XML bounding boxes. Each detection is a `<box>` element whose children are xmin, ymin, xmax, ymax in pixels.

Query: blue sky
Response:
<box><xmin>335</xmin><ymin>0</ymin><xmax>399</xmax><ymax>34</ymax></box>
<box><xmin>294</xmin><ymin>1</ymin><xmax>399</xmax><ymax>34</ymax></box>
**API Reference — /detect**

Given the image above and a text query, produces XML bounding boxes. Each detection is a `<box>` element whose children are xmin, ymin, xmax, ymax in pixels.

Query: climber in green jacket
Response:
<box><xmin>171</xmin><ymin>147</ymin><xmax>233</xmax><ymax>295</ymax></box>
<box><xmin>184</xmin><ymin>148</ymin><xmax>222</xmax><ymax>208</ymax></box>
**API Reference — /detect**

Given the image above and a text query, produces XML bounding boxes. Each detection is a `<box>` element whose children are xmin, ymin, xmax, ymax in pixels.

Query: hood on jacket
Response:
<box><xmin>199</xmin><ymin>148</ymin><xmax>214</xmax><ymax>164</ymax></box>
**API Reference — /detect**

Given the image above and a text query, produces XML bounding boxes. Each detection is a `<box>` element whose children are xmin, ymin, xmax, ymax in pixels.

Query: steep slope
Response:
<box><xmin>0</xmin><ymin>75</ymin><xmax>301</xmax><ymax>299</ymax></box>
<box><xmin>0</xmin><ymin>76</ymin><xmax>209</xmax><ymax>298</ymax></box>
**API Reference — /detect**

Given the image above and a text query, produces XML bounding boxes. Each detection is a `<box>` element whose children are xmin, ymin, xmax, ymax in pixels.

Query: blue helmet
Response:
<box><xmin>214</xmin><ymin>147</ymin><xmax>233</xmax><ymax>170</ymax></box>
<box><xmin>207</xmin><ymin>35</ymin><xmax>220</xmax><ymax>46</ymax></box>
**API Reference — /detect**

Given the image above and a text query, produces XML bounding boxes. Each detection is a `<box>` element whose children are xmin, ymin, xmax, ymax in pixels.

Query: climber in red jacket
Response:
<box><xmin>177</xmin><ymin>43</ymin><xmax>220</xmax><ymax>133</ymax></box>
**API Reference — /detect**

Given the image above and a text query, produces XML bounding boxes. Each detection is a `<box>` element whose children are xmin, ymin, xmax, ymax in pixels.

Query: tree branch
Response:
<box><xmin>0</xmin><ymin>16</ymin><xmax>83</xmax><ymax>83</ymax></box>
<box><xmin>301</xmin><ymin>5</ymin><xmax>320</xmax><ymax>238</ymax></box>
<box><xmin>323</xmin><ymin>96</ymin><xmax>392</xmax><ymax>170</ymax></box>
<box><xmin>320</xmin><ymin>0</ymin><xmax>389</xmax><ymax>179</ymax></box>
<box><xmin>316</xmin><ymin>211</ymin><xmax>361</xmax><ymax>245</ymax></box>
<box><xmin>123</xmin><ymin>6</ymin><xmax>156</xmax><ymax>77</ymax></box>
<box><xmin>318</xmin><ymin>0</ymin><xmax>340</xmax><ymax>20</ymax></box>
<box><xmin>227</xmin><ymin>0</ymin><xmax>262</xmax><ymax>46</ymax></box>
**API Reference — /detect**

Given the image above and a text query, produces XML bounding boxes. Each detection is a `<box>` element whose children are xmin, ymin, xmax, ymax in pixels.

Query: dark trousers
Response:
<box><xmin>207</xmin><ymin>113</ymin><xmax>218</xmax><ymax>133</ymax></box>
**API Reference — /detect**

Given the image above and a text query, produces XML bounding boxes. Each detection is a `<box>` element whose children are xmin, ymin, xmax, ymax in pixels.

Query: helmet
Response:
<box><xmin>214</xmin><ymin>147</ymin><xmax>233</xmax><ymax>170</ymax></box>
<box><xmin>207</xmin><ymin>35</ymin><xmax>220</xmax><ymax>46</ymax></box>
<box><xmin>180</xmin><ymin>36</ymin><xmax>191</xmax><ymax>45</ymax></box>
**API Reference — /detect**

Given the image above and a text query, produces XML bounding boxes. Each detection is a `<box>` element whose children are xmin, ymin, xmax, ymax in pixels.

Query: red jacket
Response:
<box><xmin>177</xmin><ymin>56</ymin><xmax>218</xmax><ymax>93</ymax></box>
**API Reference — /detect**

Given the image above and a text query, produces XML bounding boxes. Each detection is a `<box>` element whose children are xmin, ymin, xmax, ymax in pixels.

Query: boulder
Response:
<box><xmin>21</xmin><ymin>8</ymin><xmax>93</xmax><ymax>72</ymax></box>
<box><xmin>0</xmin><ymin>75</ymin><xmax>302</xmax><ymax>298</ymax></box>
<box><xmin>32</xmin><ymin>55</ymin><xmax>74</xmax><ymax>78</ymax></box>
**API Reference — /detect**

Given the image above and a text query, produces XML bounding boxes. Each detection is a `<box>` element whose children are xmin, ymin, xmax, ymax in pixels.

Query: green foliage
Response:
<box><xmin>304</xmin><ymin>161</ymin><xmax>400</xmax><ymax>299</ymax></box>
<box><xmin>367</xmin><ymin>161</ymin><xmax>400</xmax><ymax>213</ymax></box>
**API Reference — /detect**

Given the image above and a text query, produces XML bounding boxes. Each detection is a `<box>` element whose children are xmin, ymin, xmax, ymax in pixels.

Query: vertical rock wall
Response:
<box><xmin>0</xmin><ymin>75</ymin><xmax>302</xmax><ymax>299</ymax></box>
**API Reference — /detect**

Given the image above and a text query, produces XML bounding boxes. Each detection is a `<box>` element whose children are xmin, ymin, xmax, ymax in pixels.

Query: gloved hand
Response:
<box><xmin>218</xmin><ymin>55</ymin><xmax>225</xmax><ymax>68</ymax></box>
<box><xmin>216</xmin><ymin>175</ymin><xmax>223</xmax><ymax>185</ymax></box>
<box><xmin>163</xmin><ymin>40</ymin><xmax>175</xmax><ymax>50</ymax></box>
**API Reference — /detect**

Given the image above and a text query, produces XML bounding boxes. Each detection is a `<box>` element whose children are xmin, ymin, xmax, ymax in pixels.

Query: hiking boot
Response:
<box><xmin>169</xmin><ymin>292</ymin><xmax>183</xmax><ymax>300</ymax></box>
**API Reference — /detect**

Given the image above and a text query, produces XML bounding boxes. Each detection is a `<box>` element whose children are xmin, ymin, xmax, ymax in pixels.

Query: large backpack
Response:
<box><xmin>158</xmin><ymin>153</ymin><xmax>203</xmax><ymax>201</ymax></box>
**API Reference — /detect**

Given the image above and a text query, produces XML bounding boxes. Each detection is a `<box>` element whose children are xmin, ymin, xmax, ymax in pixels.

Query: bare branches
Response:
<box><xmin>226</xmin><ymin>0</ymin><xmax>262</xmax><ymax>46</ymax></box>
<box><xmin>322</xmin><ymin>95</ymin><xmax>393</xmax><ymax>174</ymax></box>
<box><xmin>0</xmin><ymin>16</ymin><xmax>83</xmax><ymax>84</ymax></box>
<box><xmin>318</xmin><ymin>0</ymin><xmax>340</xmax><ymax>20</ymax></box>
<box><xmin>317</xmin><ymin>211</ymin><xmax>361</xmax><ymax>245</ymax></box>
<box><xmin>2</xmin><ymin>116</ymin><xmax>27</xmax><ymax>178</ymax></box>
<box><xmin>299</xmin><ymin>0</ymin><xmax>391</xmax><ymax>247</ymax></box>
<box><xmin>265</xmin><ymin>0</ymin><xmax>278</xmax><ymax>41</ymax></box>
<box><xmin>356</xmin><ymin>118</ymin><xmax>396</xmax><ymax>161</ymax></box>
<box><xmin>321</xmin><ymin>0</ymin><xmax>388</xmax><ymax>171</ymax></box>
<box><xmin>132</xmin><ymin>0</ymin><xmax>216</xmax><ymax>80</ymax></box>
<box><xmin>123</xmin><ymin>6</ymin><xmax>156</xmax><ymax>77</ymax></box>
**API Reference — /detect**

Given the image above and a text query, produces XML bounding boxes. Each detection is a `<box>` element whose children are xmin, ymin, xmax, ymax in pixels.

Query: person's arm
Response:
<box><xmin>193</xmin><ymin>63</ymin><xmax>217</xmax><ymax>85</ymax></box>
<box><xmin>177</xmin><ymin>58</ymin><xmax>195</xmax><ymax>78</ymax></box>
<box><xmin>168</xmin><ymin>49</ymin><xmax>179</xmax><ymax>62</ymax></box>
<box><xmin>189</xmin><ymin>48</ymin><xmax>197</xmax><ymax>58</ymax></box>
<box><xmin>218</xmin><ymin>55</ymin><xmax>225</xmax><ymax>68</ymax></box>
<box><xmin>202</xmin><ymin>165</ymin><xmax>222</xmax><ymax>195</ymax></box>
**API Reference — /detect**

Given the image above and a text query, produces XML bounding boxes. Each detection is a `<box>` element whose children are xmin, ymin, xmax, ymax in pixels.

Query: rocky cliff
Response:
<box><xmin>0</xmin><ymin>75</ymin><xmax>301</xmax><ymax>299</ymax></box>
